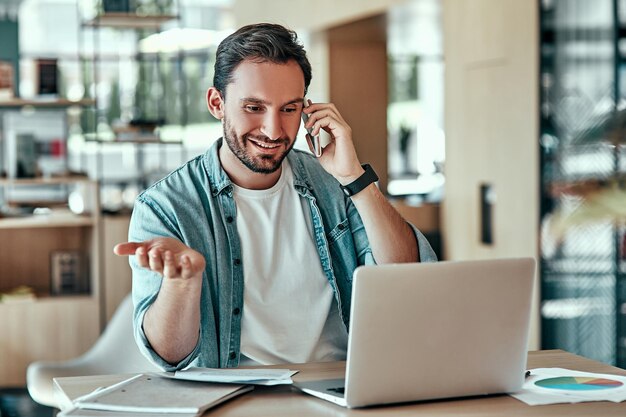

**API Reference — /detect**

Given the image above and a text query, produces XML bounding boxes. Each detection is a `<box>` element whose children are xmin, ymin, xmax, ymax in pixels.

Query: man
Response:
<box><xmin>114</xmin><ymin>23</ymin><xmax>437</xmax><ymax>371</ymax></box>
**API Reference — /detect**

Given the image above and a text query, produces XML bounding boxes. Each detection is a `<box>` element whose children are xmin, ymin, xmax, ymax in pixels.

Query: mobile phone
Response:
<box><xmin>301</xmin><ymin>101</ymin><xmax>322</xmax><ymax>157</ymax></box>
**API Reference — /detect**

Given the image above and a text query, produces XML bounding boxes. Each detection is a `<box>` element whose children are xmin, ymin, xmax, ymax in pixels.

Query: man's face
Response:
<box><xmin>220</xmin><ymin>59</ymin><xmax>305</xmax><ymax>175</ymax></box>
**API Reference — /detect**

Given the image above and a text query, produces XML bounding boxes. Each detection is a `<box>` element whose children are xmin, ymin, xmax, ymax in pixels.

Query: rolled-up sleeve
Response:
<box><xmin>129</xmin><ymin>197</ymin><xmax>202</xmax><ymax>371</ymax></box>
<box><xmin>347</xmin><ymin>199</ymin><xmax>438</xmax><ymax>265</ymax></box>
<box><xmin>407</xmin><ymin>222</ymin><xmax>438</xmax><ymax>263</ymax></box>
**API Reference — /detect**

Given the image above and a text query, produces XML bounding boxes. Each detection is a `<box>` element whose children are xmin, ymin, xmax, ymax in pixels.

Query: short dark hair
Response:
<box><xmin>213</xmin><ymin>23</ymin><xmax>312</xmax><ymax>97</ymax></box>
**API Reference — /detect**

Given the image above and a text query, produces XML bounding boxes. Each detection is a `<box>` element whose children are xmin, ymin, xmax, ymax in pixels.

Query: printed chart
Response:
<box><xmin>511</xmin><ymin>368</ymin><xmax>626</xmax><ymax>405</ymax></box>
<box><xmin>535</xmin><ymin>376</ymin><xmax>624</xmax><ymax>391</ymax></box>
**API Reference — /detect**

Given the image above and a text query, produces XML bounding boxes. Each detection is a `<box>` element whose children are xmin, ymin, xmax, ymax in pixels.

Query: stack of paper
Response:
<box><xmin>58</xmin><ymin>373</ymin><xmax>253</xmax><ymax>417</ymax></box>
<box><xmin>172</xmin><ymin>367</ymin><xmax>298</xmax><ymax>386</ymax></box>
<box><xmin>511</xmin><ymin>368</ymin><xmax>626</xmax><ymax>405</ymax></box>
<box><xmin>59</xmin><ymin>410</ymin><xmax>197</xmax><ymax>417</ymax></box>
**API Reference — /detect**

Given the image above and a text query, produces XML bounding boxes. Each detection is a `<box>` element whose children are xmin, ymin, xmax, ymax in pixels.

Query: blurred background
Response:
<box><xmin>2</xmin><ymin>0</ymin><xmax>626</xmax><ymax>412</ymax></box>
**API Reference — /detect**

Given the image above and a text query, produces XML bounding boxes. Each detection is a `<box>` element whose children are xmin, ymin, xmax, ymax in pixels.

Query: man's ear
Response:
<box><xmin>206</xmin><ymin>87</ymin><xmax>225</xmax><ymax>120</ymax></box>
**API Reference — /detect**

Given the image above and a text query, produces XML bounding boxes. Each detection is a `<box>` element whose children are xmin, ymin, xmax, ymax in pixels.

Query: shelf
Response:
<box><xmin>0</xmin><ymin>211</ymin><xmax>95</xmax><ymax>229</ymax></box>
<box><xmin>93</xmin><ymin>139</ymin><xmax>183</xmax><ymax>145</ymax></box>
<box><xmin>0</xmin><ymin>294</ymin><xmax>95</xmax><ymax>306</ymax></box>
<box><xmin>83</xmin><ymin>13</ymin><xmax>178</xmax><ymax>29</ymax></box>
<box><xmin>0</xmin><ymin>98</ymin><xmax>95</xmax><ymax>109</ymax></box>
<box><xmin>99</xmin><ymin>177</ymin><xmax>152</xmax><ymax>184</ymax></box>
<box><xmin>0</xmin><ymin>176</ymin><xmax>93</xmax><ymax>186</ymax></box>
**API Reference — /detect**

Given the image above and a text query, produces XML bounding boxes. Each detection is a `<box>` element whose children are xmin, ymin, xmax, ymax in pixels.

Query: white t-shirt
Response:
<box><xmin>232</xmin><ymin>160</ymin><xmax>348</xmax><ymax>365</ymax></box>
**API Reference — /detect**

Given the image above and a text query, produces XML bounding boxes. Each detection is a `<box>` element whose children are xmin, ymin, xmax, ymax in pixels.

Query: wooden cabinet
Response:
<box><xmin>0</xmin><ymin>297</ymin><xmax>100</xmax><ymax>387</ymax></box>
<box><xmin>102</xmin><ymin>214</ymin><xmax>132</xmax><ymax>323</ymax></box>
<box><xmin>0</xmin><ymin>177</ymin><xmax>101</xmax><ymax>387</ymax></box>
<box><xmin>0</xmin><ymin>9</ymin><xmax>179</xmax><ymax>387</ymax></box>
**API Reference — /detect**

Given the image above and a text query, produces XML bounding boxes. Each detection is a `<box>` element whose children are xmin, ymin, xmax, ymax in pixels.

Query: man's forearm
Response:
<box><xmin>350</xmin><ymin>183</ymin><xmax>419</xmax><ymax>263</ymax></box>
<box><xmin>143</xmin><ymin>277</ymin><xmax>202</xmax><ymax>365</ymax></box>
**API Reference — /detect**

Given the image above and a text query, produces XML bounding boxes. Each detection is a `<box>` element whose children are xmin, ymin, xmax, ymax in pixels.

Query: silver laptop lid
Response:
<box><xmin>345</xmin><ymin>258</ymin><xmax>535</xmax><ymax>408</ymax></box>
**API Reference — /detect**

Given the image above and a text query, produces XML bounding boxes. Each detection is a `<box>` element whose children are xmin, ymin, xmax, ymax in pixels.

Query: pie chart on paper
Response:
<box><xmin>535</xmin><ymin>376</ymin><xmax>623</xmax><ymax>391</ymax></box>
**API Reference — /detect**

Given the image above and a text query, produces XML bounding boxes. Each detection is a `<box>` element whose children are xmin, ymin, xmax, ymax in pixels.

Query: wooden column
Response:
<box><xmin>443</xmin><ymin>0</ymin><xmax>540</xmax><ymax>348</ymax></box>
<box><xmin>327</xmin><ymin>14</ymin><xmax>389</xmax><ymax>192</ymax></box>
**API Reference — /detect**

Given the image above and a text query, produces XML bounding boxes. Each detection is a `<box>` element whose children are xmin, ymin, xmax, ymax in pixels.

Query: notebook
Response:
<box><xmin>295</xmin><ymin>257</ymin><xmax>536</xmax><ymax>408</ymax></box>
<box><xmin>66</xmin><ymin>373</ymin><xmax>252</xmax><ymax>415</ymax></box>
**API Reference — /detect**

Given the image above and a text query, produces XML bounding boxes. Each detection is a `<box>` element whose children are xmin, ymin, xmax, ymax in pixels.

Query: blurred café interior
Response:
<box><xmin>0</xmin><ymin>0</ymin><xmax>626</xmax><ymax>412</ymax></box>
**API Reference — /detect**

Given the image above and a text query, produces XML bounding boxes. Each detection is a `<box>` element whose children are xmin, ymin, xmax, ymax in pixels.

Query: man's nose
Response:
<box><xmin>260</xmin><ymin>112</ymin><xmax>283</xmax><ymax>140</ymax></box>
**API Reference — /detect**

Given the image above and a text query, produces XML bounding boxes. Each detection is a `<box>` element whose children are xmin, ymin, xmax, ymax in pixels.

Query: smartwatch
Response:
<box><xmin>341</xmin><ymin>164</ymin><xmax>379</xmax><ymax>197</ymax></box>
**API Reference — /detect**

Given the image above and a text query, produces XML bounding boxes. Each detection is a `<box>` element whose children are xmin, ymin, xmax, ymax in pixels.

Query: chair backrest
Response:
<box><xmin>27</xmin><ymin>293</ymin><xmax>159</xmax><ymax>408</ymax></box>
<box><xmin>81</xmin><ymin>294</ymin><xmax>160</xmax><ymax>373</ymax></box>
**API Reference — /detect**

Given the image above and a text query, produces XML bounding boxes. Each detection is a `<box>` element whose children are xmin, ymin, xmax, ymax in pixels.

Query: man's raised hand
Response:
<box><xmin>114</xmin><ymin>237</ymin><xmax>206</xmax><ymax>280</ymax></box>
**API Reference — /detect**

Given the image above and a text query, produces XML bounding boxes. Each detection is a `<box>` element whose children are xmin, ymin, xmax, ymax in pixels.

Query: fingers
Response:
<box><xmin>114</xmin><ymin>242</ymin><xmax>142</xmax><ymax>256</ymax></box>
<box><xmin>148</xmin><ymin>248</ymin><xmax>165</xmax><ymax>274</ymax></box>
<box><xmin>303</xmin><ymin>103</ymin><xmax>346</xmax><ymax>124</ymax></box>
<box><xmin>303</xmin><ymin>108</ymin><xmax>350</xmax><ymax>138</ymax></box>
<box><xmin>140</xmin><ymin>247</ymin><xmax>186</xmax><ymax>278</ymax></box>
<box><xmin>162</xmin><ymin>253</ymin><xmax>203</xmax><ymax>280</ymax></box>
<box><xmin>163</xmin><ymin>250</ymin><xmax>179</xmax><ymax>278</ymax></box>
<box><xmin>138</xmin><ymin>246</ymin><xmax>205</xmax><ymax>280</ymax></box>
<box><xmin>118</xmin><ymin>237</ymin><xmax>206</xmax><ymax>280</ymax></box>
<box><xmin>146</xmin><ymin>249</ymin><xmax>192</xmax><ymax>279</ymax></box>
<box><xmin>180</xmin><ymin>255</ymin><xmax>195</xmax><ymax>279</ymax></box>
<box><xmin>133</xmin><ymin>245</ymin><xmax>167</xmax><ymax>275</ymax></box>
<box><xmin>303</xmin><ymin>101</ymin><xmax>340</xmax><ymax>116</ymax></box>
<box><xmin>135</xmin><ymin>246</ymin><xmax>150</xmax><ymax>269</ymax></box>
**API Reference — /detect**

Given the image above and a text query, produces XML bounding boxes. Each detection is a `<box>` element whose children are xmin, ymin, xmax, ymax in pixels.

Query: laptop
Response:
<box><xmin>295</xmin><ymin>257</ymin><xmax>536</xmax><ymax>408</ymax></box>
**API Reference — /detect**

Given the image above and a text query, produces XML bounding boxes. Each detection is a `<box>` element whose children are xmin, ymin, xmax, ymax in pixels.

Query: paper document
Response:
<box><xmin>71</xmin><ymin>373</ymin><xmax>253</xmax><ymax>414</ymax></box>
<box><xmin>510</xmin><ymin>368</ymin><xmax>626</xmax><ymax>405</ymax></box>
<box><xmin>58</xmin><ymin>408</ymin><xmax>197</xmax><ymax>417</ymax></box>
<box><xmin>173</xmin><ymin>367</ymin><xmax>298</xmax><ymax>386</ymax></box>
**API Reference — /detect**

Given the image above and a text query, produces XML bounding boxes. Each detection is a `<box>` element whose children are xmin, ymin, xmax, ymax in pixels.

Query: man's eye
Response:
<box><xmin>282</xmin><ymin>107</ymin><xmax>297</xmax><ymax>113</ymax></box>
<box><xmin>245</xmin><ymin>105</ymin><xmax>262</xmax><ymax>112</ymax></box>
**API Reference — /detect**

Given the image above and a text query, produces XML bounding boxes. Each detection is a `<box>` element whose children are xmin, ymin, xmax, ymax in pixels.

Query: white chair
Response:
<box><xmin>26</xmin><ymin>294</ymin><xmax>160</xmax><ymax>408</ymax></box>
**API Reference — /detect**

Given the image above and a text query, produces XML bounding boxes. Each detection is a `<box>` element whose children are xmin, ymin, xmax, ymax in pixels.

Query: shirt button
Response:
<box><xmin>226</xmin><ymin>216</ymin><xmax>234</xmax><ymax>223</ymax></box>
<box><xmin>234</xmin><ymin>258</ymin><xmax>241</xmax><ymax>266</ymax></box>
<box><xmin>338</xmin><ymin>223</ymin><xmax>345</xmax><ymax>230</ymax></box>
<box><xmin>229</xmin><ymin>352</ymin><xmax>237</xmax><ymax>360</ymax></box>
<box><xmin>233</xmin><ymin>307</ymin><xmax>241</xmax><ymax>315</ymax></box>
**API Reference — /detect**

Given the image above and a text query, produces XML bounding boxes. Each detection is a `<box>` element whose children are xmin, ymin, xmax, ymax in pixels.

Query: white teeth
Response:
<box><xmin>251</xmin><ymin>140</ymin><xmax>278</xmax><ymax>149</ymax></box>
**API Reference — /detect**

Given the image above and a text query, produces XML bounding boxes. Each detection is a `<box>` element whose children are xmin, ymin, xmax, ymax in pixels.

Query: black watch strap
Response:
<box><xmin>341</xmin><ymin>164</ymin><xmax>379</xmax><ymax>197</ymax></box>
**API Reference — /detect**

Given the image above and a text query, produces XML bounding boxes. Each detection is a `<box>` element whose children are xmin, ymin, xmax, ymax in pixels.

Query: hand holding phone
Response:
<box><xmin>302</xmin><ymin>100</ymin><xmax>322</xmax><ymax>157</ymax></box>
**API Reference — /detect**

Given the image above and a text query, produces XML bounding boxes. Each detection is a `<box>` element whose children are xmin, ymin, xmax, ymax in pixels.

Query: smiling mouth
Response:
<box><xmin>248</xmin><ymin>138</ymin><xmax>282</xmax><ymax>151</ymax></box>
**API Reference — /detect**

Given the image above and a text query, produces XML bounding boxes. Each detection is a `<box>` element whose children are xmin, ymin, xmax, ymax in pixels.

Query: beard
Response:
<box><xmin>222</xmin><ymin>116</ymin><xmax>295</xmax><ymax>174</ymax></box>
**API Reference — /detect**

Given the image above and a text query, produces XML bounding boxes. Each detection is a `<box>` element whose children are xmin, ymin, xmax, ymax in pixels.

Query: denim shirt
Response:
<box><xmin>130</xmin><ymin>139</ymin><xmax>437</xmax><ymax>371</ymax></box>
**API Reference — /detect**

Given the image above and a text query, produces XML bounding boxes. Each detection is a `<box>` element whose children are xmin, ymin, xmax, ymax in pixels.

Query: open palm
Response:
<box><xmin>114</xmin><ymin>237</ymin><xmax>206</xmax><ymax>280</ymax></box>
